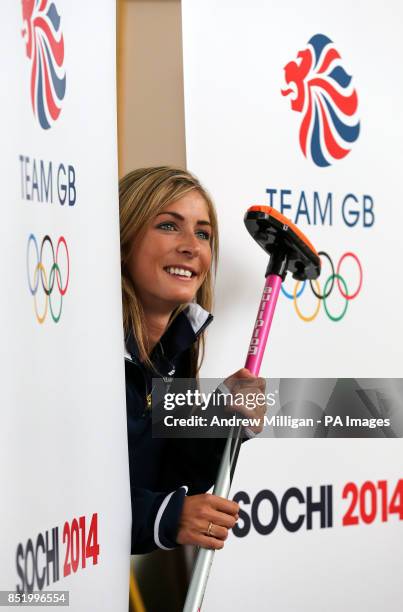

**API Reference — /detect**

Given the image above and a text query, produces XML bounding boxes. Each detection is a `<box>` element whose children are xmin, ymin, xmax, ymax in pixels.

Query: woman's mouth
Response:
<box><xmin>163</xmin><ymin>266</ymin><xmax>196</xmax><ymax>281</ymax></box>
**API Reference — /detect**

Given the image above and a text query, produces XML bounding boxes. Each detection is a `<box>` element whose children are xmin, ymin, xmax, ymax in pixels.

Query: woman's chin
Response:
<box><xmin>171</xmin><ymin>292</ymin><xmax>195</xmax><ymax>305</ymax></box>
<box><xmin>160</xmin><ymin>279</ymin><xmax>198</xmax><ymax>303</ymax></box>
<box><xmin>162</xmin><ymin>288</ymin><xmax>196</xmax><ymax>307</ymax></box>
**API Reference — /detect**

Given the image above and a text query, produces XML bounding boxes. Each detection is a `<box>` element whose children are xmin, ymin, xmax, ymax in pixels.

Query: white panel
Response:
<box><xmin>0</xmin><ymin>2</ymin><xmax>130</xmax><ymax>609</ymax></box>
<box><xmin>182</xmin><ymin>1</ymin><xmax>403</xmax><ymax>610</ymax></box>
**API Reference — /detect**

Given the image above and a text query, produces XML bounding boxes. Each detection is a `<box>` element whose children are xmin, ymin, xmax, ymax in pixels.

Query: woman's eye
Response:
<box><xmin>157</xmin><ymin>222</ymin><xmax>177</xmax><ymax>231</ymax></box>
<box><xmin>196</xmin><ymin>230</ymin><xmax>211</xmax><ymax>241</ymax></box>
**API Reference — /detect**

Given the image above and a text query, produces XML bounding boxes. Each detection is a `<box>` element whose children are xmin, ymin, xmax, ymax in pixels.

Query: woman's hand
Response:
<box><xmin>223</xmin><ymin>367</ymin><xmax>267</xmax><ymax>434</ymax></box>
<box><xmin>176</xmin><ymin>493</ymin><xmax>239</xmax><ymax>550</ymax></box>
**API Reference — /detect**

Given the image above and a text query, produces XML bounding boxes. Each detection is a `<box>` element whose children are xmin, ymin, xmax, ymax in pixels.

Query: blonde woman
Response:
<box><xmin>120</xmin><ymin>167</ymin><xmax>265</xmax><ymax>553</ymax></box>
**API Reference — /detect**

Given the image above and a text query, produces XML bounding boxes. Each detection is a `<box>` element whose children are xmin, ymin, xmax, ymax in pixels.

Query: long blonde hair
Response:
<box><xmin>119</xmin><ymin>167</ymin><xmax>219</xmax><ymax>374</ymax></box>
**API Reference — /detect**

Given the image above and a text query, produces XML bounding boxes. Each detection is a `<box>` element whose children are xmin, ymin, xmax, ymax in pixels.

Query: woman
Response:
<box><xmin>120</xmin><ymin>167</ymin><xmax>265</xmax><ymax>554</ymax></box>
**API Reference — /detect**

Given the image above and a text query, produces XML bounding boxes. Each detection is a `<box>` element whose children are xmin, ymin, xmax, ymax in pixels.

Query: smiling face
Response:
<box><xmin>127</xmin><ymin>190</ymin><xmax>212</xmax><ymax>313</ymax></box>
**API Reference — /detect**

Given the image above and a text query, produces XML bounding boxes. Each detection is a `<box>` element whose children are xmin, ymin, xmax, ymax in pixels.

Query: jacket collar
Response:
<box><xmin>125</xmin><ymin>303</ymin><xmax>213</xmax><ymax>363</ymax></box>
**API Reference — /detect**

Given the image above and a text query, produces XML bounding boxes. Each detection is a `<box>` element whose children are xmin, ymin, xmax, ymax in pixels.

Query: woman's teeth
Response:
<box><xmin>165</xmin><ymin>267</ymin><xmax>193</xmax><ymax>278</ymax></box>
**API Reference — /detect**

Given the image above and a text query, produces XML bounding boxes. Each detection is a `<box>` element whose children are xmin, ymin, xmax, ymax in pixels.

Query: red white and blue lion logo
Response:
<box><xmin>281</xmin><ymin>34</ymin><xmax>360</xmax><ymax>167</ymax></box>
<box><xmin>21</xmin><ymin>0</ymin><xmax>66</xmax><ymax>130</ymax></box>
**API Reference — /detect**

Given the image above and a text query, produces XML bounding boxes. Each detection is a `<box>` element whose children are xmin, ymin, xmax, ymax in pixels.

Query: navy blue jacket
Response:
<box><xmin>125</xmin><ymin>304</ymin><xmax>226</xmax><ymax>554</ymax></box>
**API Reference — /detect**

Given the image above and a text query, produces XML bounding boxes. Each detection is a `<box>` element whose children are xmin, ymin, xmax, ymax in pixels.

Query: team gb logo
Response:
<box><xmin>21</xmin><ymin>0</ymin><xmax>66</xmax><ymax>130</ymax></box>
<box><xmin>281</xmin><ymin>34</ymin><xmax>360</xmax><ymax>167</ymax></box>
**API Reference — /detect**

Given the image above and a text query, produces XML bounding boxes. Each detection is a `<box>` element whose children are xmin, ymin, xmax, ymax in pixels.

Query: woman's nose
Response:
<box><xmin>176</xmin><ymin>231</ymin><xmax>200</xmax><ymax>257</ymax></box>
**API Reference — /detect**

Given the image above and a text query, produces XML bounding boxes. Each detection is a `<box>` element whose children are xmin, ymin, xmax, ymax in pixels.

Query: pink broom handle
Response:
<box><xmin>244</xmin><ymin>273</ymin><xmax>282</xmax><ymax>375</ymax></box>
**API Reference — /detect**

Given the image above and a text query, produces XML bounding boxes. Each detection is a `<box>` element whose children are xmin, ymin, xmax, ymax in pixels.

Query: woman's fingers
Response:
<box><xmin>209</xmin><ymin>494</ymin><xmax>239</xmax><ymax>516</ymax></box>
<box><xmin>198</xmin><ymin>497</ymin><xmax>239</xmax><ymax>526</ymax></box>
<box><xmin>177</xmin><ymin>527</ymin><xmax>227</xmax><ymax>548</ymax></box>
<box><xmin>206</xmin><ymin>523</ymin><xmax>229</xmax><ymax>541</ymax></box>
<box><xmin>193</xmin><ymin>533</ymin><xmax>225</xmax><ymax>550</ymax></box>
<box><xmin>193</xmin><ymin>511</ymin><xmax>235</xmax><ymax>533</ymax></box>
<box><xmin>225</xmin><ymin>369</ymin><xmax>266</xmax><ymax>391</ymax></box>
<box><xmin>177</xmin><ymin>494</ymin><xmax>239</xmax><ymax>549</ymax></box>
<box><xmin>208</xmin><ymin>509</ymin><xmax>238</xmax><ymax>529</ymax></box>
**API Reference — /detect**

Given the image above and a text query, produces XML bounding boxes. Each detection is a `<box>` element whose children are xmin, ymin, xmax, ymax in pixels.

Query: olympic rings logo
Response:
<box><xmin>26</xmin><ymin>234</ymin><xmax>70</xmax><ymax>323</ymax></box>
<box><xmin>281</xmin><ymin>251</ymin><xmax>363</xmax><ymax>322</ymax></box>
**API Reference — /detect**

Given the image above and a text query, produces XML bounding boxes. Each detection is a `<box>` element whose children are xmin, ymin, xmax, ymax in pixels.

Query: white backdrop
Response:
<box><xmin>182</xmin><ymin>1</ymin><xmax>403</xmax><ymax>610</ymax></box>
<box><xmin>0</xmin><ymin>2</ymin><xmax>130</xmax><ymax>610</ymax></box>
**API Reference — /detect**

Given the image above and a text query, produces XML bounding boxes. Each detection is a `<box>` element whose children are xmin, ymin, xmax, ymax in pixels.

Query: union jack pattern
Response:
<box><xmin>282</xmin><ymin>34</ymin><xmax>360</xmax><ymax>167</ymax></box>
<box><xmin>21</xmin><ymin>0</ymin><xmax>66</xmax><ymax>130</ymax></box>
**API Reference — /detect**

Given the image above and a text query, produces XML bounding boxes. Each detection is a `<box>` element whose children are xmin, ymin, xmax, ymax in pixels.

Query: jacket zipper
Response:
<box><xmin>125</xmin><ymin>356</ymin><xmax>152</xmax><ymax>416</ymax></box>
